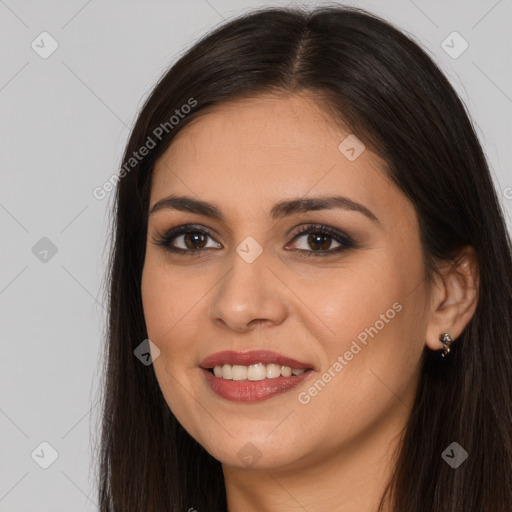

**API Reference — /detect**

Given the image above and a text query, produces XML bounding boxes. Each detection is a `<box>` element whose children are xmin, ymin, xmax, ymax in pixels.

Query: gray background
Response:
<box><xmin>1</xmin><ymin>0</ymin><xmax>510</xmax><ymax>510</ymax></box>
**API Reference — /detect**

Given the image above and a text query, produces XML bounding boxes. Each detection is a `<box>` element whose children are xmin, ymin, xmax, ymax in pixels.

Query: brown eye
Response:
<box><xmin>287</xmin><ymin>224</ymin><xmax>356</xmax><ymax>256</ymax></box>
<box><xmin>301</xmin><ymin>232</ymin><xmax>340</xmax><ymax>251</ymax></box>
<box><xmin>182</xmin><ymin>232</ymin><xmax>208</xmax><ymax>250</ymax></box>
<box><xmin>153</xmin><ymin>225</ymin><xmax>221</xmax><ymax>254</ymax></box>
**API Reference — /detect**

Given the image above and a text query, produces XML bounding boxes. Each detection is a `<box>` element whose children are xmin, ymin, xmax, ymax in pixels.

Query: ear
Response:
<box><xmin>424</xmin><ymin>246</ymin><xmax>479</xmax><ymax>352</ymax></box>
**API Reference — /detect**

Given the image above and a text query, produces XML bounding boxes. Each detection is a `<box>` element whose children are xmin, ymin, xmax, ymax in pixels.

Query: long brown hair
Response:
<box><xmin>96</xmin><ymin>5</ymin><xmax>512</xmax><ymax>510</ymax></box>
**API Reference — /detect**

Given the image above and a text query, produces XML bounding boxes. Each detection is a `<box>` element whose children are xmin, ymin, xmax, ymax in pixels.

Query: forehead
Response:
<box><xmin>176</xmin><ymin>94</ymin><xmax>347</xmax><ymax>156</ymax></box>
<box><xmin>154</xmin><ymin>93</ymin><xmax>385</xmax><ymax>188</ymax></box>
<box><xmin>175</xmin><ymin>92</ymin><xmax>340</xmax><ymax>149</ymax></box>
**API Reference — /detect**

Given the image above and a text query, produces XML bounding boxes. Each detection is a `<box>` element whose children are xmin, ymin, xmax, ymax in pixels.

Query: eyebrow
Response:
<box><xmin>149</xmin><ymin>194</ymin><xmax>380</xmax><ymax>225</ymax></box>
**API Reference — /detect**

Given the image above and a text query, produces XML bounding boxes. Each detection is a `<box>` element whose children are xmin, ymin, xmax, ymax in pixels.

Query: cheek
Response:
<box><xmin>296</xmin><ymin>256</ymin><xmax>406</xmax><ymax>352</ymax></box>
<box><xmin>141</xmin><ymin>257</ymin><xmax>206</xmax><ymax>436</ymax></box>
<box><xmin>141</xmin><ymin>254</ymin><xmax>202</xmax><ymax>347</ymax></box>
<box><xmin>140</xmin><ymin>252</ymin><xmax>215</xmax><ymax>417</ymax></box>
<box><xmin>298</xmin><ymin>249</ymin><xmax>428</xmax><ymax>425</ymax></box>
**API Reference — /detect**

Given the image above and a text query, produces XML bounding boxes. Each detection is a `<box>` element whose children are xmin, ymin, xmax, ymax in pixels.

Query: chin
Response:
<box><xmin>194</xmin><ymin>427</ymin><xmax>309</xmax><ymax>470</ymax></box>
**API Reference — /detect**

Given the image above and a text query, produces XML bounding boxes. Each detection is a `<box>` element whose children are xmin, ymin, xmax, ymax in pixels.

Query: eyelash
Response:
<box><xmin>152</xmin><ymin>223</ymin><xmax>357</xmax><ymax>257</ymax></box>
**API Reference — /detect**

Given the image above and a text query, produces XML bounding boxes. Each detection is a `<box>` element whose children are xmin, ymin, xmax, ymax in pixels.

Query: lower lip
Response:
<box><xmin>201</xmin><ymin>368</ymin><xmax>313</xmax><ymax>403</ymax></box>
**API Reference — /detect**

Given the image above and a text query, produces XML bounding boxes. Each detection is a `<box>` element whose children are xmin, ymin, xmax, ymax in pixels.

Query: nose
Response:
<box><xmin>208</xmin><ymin>248</ymin><xmax>289</xmax><ymax>333</ymax></box>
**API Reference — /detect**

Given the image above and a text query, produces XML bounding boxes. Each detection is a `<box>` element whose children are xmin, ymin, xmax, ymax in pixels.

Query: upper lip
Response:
<box><xmin>200</xmin><ymin>350</ymin><xmax>314</xmax><ymax>370</ymax></box>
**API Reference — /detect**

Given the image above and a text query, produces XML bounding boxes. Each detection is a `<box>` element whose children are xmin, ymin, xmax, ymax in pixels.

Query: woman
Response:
<box><xmin>97</xmin><ymin>5</ymin><xmax>512</xmax><ymax>511</ymax></box>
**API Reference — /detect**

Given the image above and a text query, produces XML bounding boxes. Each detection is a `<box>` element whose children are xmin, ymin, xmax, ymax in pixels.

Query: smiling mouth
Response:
<box><xmin>199</xmin><ymin>350</ymin><xmax>315</xmax><ymax>403</ymax></box>
<box><xmin>208</xmin><ymin>363</ymin><xmax>310</xmax><ymax>380</ymax></box>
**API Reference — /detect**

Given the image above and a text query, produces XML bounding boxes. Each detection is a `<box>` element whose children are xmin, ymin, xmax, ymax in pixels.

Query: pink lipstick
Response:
<box><xmin>200</xmin><ymin>350</ymin><xmax>314</xmax><ymax>403</ymax></box>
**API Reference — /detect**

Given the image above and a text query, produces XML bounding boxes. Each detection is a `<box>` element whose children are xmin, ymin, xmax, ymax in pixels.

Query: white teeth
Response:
<box><xmin>211</xmin><ymin>363</ymin><xmax>308</xmax><ymax>380</ymax></box>
<box><xmin>280</xmin><ymin>366</ymin><xmax>292</xmax><ymax>377</ymax></box>
<box><xmin>231</xmin><ymin>365</ymin><xmax>247</xmax><ymax>381</ymax></box>
<box><xmin>266</xmin><ymin>364</ymin><xmax>281</xmax><ymax>379</ymax></box>
<box><xmin>247</xmin><ymin>363</ymin><xmax>267</xmax><ymax>381</ymax></box>
<box><xmin>222</xmin><ymin>364</ymin><xmax>232</xmax><ymax>379</ymax></box>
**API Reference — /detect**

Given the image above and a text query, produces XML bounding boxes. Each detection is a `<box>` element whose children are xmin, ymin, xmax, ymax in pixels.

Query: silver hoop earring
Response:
<box><xmin>440</xmin><ymin>333</ymin><xmax>454</xmax><ymax>358</ymax></box>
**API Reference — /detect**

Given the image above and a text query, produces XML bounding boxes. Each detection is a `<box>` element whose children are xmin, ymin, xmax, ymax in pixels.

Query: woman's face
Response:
<box><xmin>141</xmin><ymin>92</ymin><xmax>431</xmax><ymax>471</ymax></box>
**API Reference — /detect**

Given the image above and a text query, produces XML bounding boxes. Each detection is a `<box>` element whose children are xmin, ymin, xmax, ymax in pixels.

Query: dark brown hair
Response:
<box><xmin>96</xmin><ymin>5</ymin><xmax>512</xmax><ymax>510</ymax></box>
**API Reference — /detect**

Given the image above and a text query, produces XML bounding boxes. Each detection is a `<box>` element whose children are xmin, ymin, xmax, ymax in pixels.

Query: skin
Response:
<box><xmin>141</xmin><ymin>92</ymin><xmax>479</xmax><ymax>512</ymax></box>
